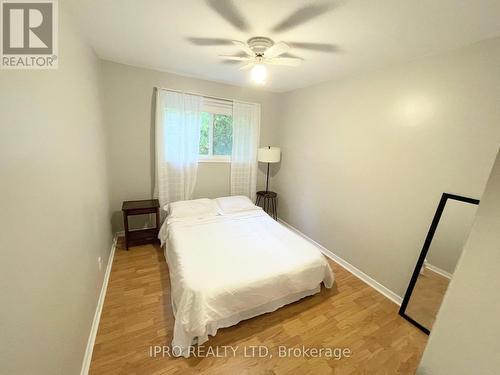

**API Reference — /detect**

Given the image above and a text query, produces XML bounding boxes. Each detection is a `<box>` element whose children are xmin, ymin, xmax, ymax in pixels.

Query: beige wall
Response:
<box><xmin>194</xmin><ymin>163</ymin><xmax>231</xmax><ymax>199</ymax></box>
<box><xmin>100</xmin><ymin>60</ymin><xmax>282</xmax><ymax>232</ymax></box>
<box><xmin>274</xmin><ymin>38</ymin><xmax>500</xmax><ymax>297</ymax></box>
<box><xmin>417</xmin><ymin>149</ymin><xmax>500</xmax><ymax>374</ymax></box>
<box><xmin>0</xmin><ymin>5</ymin><xmax>112</xmax><ymax>375</ymax></box>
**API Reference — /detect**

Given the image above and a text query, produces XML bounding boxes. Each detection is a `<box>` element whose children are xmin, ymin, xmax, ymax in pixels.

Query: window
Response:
<box><xmin>199</xmin><ymin>99</ymin><xmax>233</xmax><ymax>162</ymax></box>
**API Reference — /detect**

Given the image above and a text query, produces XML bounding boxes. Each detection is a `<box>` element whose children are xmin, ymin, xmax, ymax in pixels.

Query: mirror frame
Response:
<box><xmin>399</xmin><ymin>192</ymin><xmax>480</xmax><ymax>334</ymax></box>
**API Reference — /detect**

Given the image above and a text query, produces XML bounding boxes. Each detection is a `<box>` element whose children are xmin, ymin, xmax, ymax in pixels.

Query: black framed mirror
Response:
<box><xmin>399</xmin><ymin>193</ymin><xmax>479</xmax><ymax>334</ymax></box>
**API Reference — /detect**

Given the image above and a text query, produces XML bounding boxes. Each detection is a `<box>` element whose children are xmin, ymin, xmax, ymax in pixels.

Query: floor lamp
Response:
<box><xmin>258</xmin><ymin>146</ymin><xmax>281</xmax><ymax>192</ymax></box>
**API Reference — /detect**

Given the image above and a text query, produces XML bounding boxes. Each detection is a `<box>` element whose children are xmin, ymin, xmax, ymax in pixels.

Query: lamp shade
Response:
<box><xmin>258</xmin><ymin>146</ymin><xmax>281</xmax><ymax>163</ymax></box>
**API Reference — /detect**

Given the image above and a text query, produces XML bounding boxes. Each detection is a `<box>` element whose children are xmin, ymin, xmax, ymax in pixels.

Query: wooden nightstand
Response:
<box><xmin>256</xmin><ymin>191</ymin><xmax>277</xmax><ymax>220</ymax></box>
<box><xmin>122</xmin><ymin>199</ymin><xmax>160</xmax><ymax>250</ymax></box>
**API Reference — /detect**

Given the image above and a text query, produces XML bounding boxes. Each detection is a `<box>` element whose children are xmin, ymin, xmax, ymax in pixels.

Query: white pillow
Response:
<box><xmin>166</xmin><ymin>198</ymin><xmax>218</xmax><ymax>219</ymax></box>
<box><xmin>215</xmin><ymin>195</ymin><xmax>258</xmax><ymax>214</ymax></box>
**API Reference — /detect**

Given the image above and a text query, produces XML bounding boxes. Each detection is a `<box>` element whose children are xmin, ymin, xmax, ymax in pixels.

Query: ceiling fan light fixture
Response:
<box><xmin>251</xmin><ymin>64</ymin><xmax>267</xmax><ymax>84</ymax></box>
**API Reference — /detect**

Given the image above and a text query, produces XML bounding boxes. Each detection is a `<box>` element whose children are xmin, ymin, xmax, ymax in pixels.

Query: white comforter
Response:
<box><xmin>158</xmin><ymin>208</ymin><xmax>334</xmax><ymax>357</ymax></box>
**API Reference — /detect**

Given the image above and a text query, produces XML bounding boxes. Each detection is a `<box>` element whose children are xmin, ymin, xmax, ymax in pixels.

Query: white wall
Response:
<box><xmin>274</xmin><ymin>37</ymin><xmax>500</xmax><ymax>297</ymax></box>
<box><xmin>100</xmin><ymin>60</ymin><xmax>282</xmax><ymax>232</ymax></box>
<box><xmin>0</xmin><ymin>6</ymin><xmax>112</xmax><ymax>375</ymax></box>
<box><xmin>417</xmin><ymin>149</ymin><xmax>500</xmax><ymax>374</ymax></box>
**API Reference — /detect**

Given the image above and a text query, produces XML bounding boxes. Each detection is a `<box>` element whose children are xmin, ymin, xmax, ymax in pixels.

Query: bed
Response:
<box><xmin>158</xmin><ymin>196</ymin><xmax>334</xmax><ymax>357</ymax></box>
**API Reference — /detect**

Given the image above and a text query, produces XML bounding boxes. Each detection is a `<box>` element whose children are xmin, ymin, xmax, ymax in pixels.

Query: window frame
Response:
<box><xmin>198</xmin><ymin>154</ymin><xmax>231</xmax><ymax>163</ymax></box>
<box><xmin>198</xmin><ymin>100</ymin><xmax>233</xmax><ymax>163</ymax></box>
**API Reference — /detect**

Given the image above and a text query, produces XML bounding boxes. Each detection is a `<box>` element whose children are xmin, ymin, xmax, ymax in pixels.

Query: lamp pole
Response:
<box><xmin>266</xmin><ymin>162</ymin><xmax>270</xmax><ymax>192</ymax></box>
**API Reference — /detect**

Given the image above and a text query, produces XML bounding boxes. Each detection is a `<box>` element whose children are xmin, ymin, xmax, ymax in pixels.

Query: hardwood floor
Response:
<box><xmin>405</xmin><ymin>268</ymin><xmax>450</xmax><ymax>330</ymax></box>
<box><xmin>89</xmin><ymin>238</ymin><xmax>427</xmax><ymax>374</ymax></box>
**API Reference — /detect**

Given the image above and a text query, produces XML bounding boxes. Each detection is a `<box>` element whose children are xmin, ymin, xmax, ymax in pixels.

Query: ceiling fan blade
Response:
<box><xmin>218</xmin><ymin>55</ymin><xmax>253</xmax><ymax>61</ymax></box>
<box><xmin>239</xmin><ymin>62</ymin><xmax>255</xmax><ymax>71</ymax></box>
<box><xmin>264</xmin><ymin>42</ymin><xmax>290</xmax><ymax>59</ymax></box>
<box><xmin>231</xmin><ymin>40</ymin><xmax>255</xmax><ymax>57</ymax></box>
<box><xmin>271</xmin><ymin>3</ymin><xmax>334</xmax><ymax>33</ymax></box>
<box><xmin>277</xmin><ymin>52</ymin><xmax>303</xmax><ymax>59</ymax></box>
<box><xmin>286</xmin><ymin>42</ymin><xmax>339</xmax><ymax>53</ymax></box>
<box><xmin>186</xmin><ymin>37</ymin><xmax>234</xmax><ymax>46</ymax></box>
<box><xmin>206</xmin><ymin>0</ymin><xmax>250</xmax><ymax>32</ymax></box>
<box><xmin>264</xmin><ymin>57</ymin><xmax>303</xmax><ymax>67</ymax></box>
<box><xmin>221</xmin><ymin>59</ymin><xmax>242</xmax><ymax>65</ymax></box>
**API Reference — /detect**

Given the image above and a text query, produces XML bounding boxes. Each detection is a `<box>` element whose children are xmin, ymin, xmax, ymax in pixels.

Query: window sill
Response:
<box><xmin>198</xmin><ymin>157</ymin><xmax>231</xmax><ymax>164</ymax></box>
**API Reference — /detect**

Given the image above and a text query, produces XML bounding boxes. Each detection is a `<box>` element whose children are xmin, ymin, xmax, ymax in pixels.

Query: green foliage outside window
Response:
<box><xmin>213</xmin><ymin>114</ymin><xmax>232</xmax><ymax>156</ymax></box>
<box><xmin>198</xmin><ymin>112</ymin><xmax>233</xmax><ymax>157</ymax></box>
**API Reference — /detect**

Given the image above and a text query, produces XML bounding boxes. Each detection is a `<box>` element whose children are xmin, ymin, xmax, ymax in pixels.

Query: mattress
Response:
<box><xmin>158</xmin><ymin>208</ymin><xmax>334</xmax><ymax>357</ymax></box>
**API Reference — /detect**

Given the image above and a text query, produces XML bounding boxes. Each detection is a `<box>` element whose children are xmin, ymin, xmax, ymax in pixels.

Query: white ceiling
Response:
<box><xmin>67</xmin><ymin>0</ymin><xmax>500</xmax><ymax>92</ymax></box>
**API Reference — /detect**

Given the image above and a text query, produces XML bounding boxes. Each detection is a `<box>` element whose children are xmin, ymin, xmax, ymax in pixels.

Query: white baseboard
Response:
<box><xmin>424</xmin><ymin>263</ymin><xmax>453</xmax><ymax>280</ymax></box>
<box><xmin>278</xmin><ymin>219</ymin><xmax>403</xmax><ymax>306</ymax></box>
<box><xmin>80</xmin><ymin>234</ymin><xmax>118</xmax><ymax>375</ymax></box>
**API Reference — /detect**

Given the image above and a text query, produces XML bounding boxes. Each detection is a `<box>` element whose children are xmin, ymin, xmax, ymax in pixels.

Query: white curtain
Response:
<box><xmin>231</xmin><ymin>101</ymin><xmax>261</xmax><ymax>199</ymax></box>
<box><xmin>155</xmin><ymin>89</ymin><xmax>202</xmax><ymax>209</ymax></box>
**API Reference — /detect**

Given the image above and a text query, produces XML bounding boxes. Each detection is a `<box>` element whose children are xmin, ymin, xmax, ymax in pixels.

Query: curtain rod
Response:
<box><xmin>155</xmin><ymin>86</ymin><xmax>259</xmax><ymax>106</ymax></box>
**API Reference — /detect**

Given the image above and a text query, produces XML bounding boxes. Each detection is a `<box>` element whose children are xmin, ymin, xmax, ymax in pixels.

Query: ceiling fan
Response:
<box><xmin>219</xmin><ymin>37</ymin><xmax>302</xmax><ymax>83</ymax></box>
<box><xmin>188</xmin><ymin>0</ymin><xmax>340</xmax><ymax>85</ymax></box>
